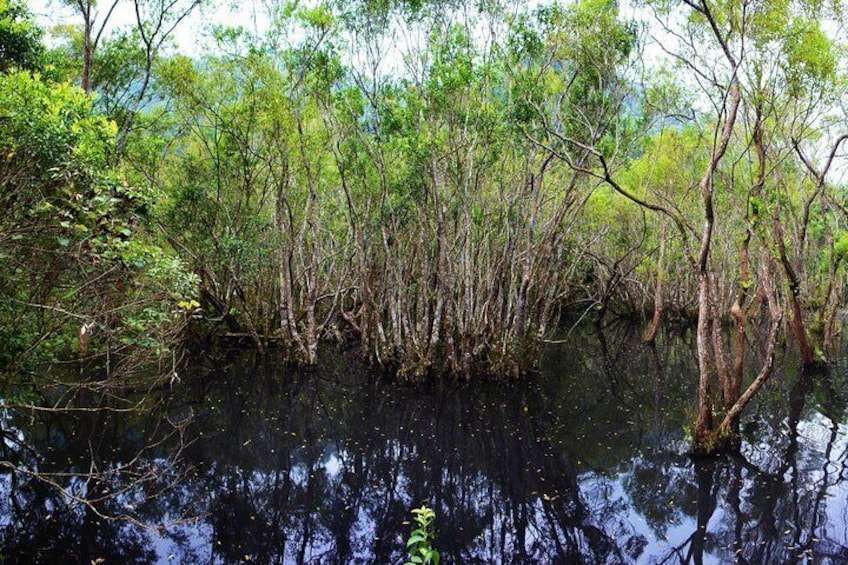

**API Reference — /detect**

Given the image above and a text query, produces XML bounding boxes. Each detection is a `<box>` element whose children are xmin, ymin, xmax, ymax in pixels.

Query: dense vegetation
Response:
<box><xmin>1</xmin><ymin>0</ymin><xmax>847</xmax><ymax>452</ymax></box>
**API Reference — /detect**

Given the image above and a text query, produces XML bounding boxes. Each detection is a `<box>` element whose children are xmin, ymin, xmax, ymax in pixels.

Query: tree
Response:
<box><xmin>0</xmin><ymin>0</ymin><xmax>44</xmax><ymax>72</ymax></box>
<box><xmin>0</xmin><ymin>68</ymin><xmax>196</xmax><ymax>381</ymax></box>
<box><xmin>57</xmin><ymin>0</ymin><xmax>202</xmax><ymax>161</ymax></box>
<box><xmin>532</xmin><ymin>0</ymin><xmax>847</xmax><ymax>451</ymax></box>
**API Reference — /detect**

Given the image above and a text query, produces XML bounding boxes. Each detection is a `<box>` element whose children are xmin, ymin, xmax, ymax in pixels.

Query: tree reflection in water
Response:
<box><xmin>2</xmin><ymin>324</ymin><xmax>848</xmax><ymax>563</ymax></box>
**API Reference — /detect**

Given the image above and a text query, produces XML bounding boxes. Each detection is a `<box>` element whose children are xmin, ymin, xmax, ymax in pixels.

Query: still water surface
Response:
<box><xmin>3</xmin><ymin>323</ymin><xmax>848</xmax><ymax>563</ymax></box>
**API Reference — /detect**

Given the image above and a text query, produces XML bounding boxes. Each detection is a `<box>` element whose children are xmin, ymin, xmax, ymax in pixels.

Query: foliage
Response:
<box><xmin>0</xmin><ymin>69</ymin><xmax>195</xmax><ymax>374</ymax></box>
<box><xmin>1</xmin><ymin>0</ymin><xmax>848</xmax><ymax>457</ymax></box>
<box><xmin>0</xmin><ymin>0</ymin><xmax>43</xmax><ymax>72</ymax></box>
<box><xmin>405</xmin><ymin>505</ymin><xmax>440</xmax><ymax>565</ymax></box>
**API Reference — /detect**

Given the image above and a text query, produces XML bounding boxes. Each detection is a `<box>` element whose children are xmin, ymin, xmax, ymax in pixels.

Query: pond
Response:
<box><xmin>2</xmin><ymin>322</ymin><xmax>848</xmax><ymax>563</ymax></box>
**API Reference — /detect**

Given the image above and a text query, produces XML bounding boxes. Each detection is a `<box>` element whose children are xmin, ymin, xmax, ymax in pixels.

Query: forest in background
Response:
<box><xmin>1</xmin><ymin>0</ymin><xmax>848</xmax><ymax>451</ymax></box>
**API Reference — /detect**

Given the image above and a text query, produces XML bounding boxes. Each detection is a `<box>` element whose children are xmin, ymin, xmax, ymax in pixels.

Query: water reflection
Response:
<box><xmin>2</xmin><ymin>323</ymin><xmax>848</xmax><ymax>563</ymax></box>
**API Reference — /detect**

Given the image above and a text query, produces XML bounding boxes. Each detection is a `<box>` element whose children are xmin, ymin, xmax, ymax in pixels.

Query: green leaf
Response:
<box><xmin>407</xmin><ymin>535</ymin><xmax>425</xmax><ymax>547</ymax></box>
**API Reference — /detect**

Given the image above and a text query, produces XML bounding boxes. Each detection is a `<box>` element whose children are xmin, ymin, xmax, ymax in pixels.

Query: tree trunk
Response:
<box><xmin>692</xmin><ymin>73</ymin><xmax>741</xmax><ymax>451</ymax></box>
<box><xmin>728</xmin><ymin>230</ymin><xmax>751</xmax><ymax>410</ymax></box>
<box><xmin>717</xmin><ymin>256</ymin><xmax>782</xmax><ymax>439</ymax></box>
<box><xmin>822</xmin><ymin>267</ymin><xmax>842</xmax><ymax>351</ymax></box>
<box><xmin>694</xmin><ymin>270</ymin><xmax>715</xmax><ymax>447</ymax></box>
<box><xmin>81</xmin><ymin>4</ymin><xmax>93</xmax><ymax>93</ymax></box>
<box><xmin>304</xmin><ymin>246</ymin><xmax>319</xmax><ymax>365</ymax></box>
<box><xmin>775</xmin><ymin>217</ymin><xmax>817</xmax><ymax>368</ymax></box>
<box><xmin>643</xmin><ymin>221</ymin><xmax>667</xmax><ymax>344</ymax></box>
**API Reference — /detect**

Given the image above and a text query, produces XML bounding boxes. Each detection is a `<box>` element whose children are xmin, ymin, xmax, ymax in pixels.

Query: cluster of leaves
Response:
<box><xmin>0</xmin><ymin>6</ymin><xmax>197</xmax><ymax>374</ymax></box>
<box><xmin>0</xmin><ymin>0</ymin><xmax>42</xmax><ymax>72</ymax></box>
<box><xmin>405</xmin><ymin>505</ymin><xmax>440</xmax><ymax>565</ymax></box>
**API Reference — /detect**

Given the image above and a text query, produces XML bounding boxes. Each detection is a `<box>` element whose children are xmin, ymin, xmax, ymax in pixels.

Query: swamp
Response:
<box><xmin>2</xmin><ymin>0</ymin><xmax>848</xmax><ymax>562</ymax></box>
<box><xmin>4</xmin><ymin>325</ymin><xmax>848</xmax><ymax>562</ymax></box>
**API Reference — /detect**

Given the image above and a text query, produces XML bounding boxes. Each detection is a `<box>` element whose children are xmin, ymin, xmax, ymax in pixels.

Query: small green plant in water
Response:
<box><xmin>405</xmin><ymin>505</ymin><xmax>440</xmax><ymax>565</ymax></box>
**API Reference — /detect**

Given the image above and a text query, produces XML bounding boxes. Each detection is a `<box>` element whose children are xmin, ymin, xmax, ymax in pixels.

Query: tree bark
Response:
<box><xmin>643</xmin><ymin>221</ymin><xmax>668</xmax><ymax>344</ymax></box>
<box><xmin>692</xmin><ymin>58</ymin><xmax>741</xmax><ymax>448</ymax></box>
<box><xmin>718</xmin><ymin>256</ymin><xmax>782</xmax><ymax>438</ymax></box>
<box><xmin>774</xmin><ymin>217</ymin><xmax>817</xmax><ymax>368</ymax></box>
<box><xmin>694</xmin><ymin>270</ymin><xmax>715</xmax><ymax>447</ymax></box>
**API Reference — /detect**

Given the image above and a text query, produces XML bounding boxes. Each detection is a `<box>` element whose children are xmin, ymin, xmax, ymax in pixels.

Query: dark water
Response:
<box><xmin>3</xmin><ymin>323</ymin><xmax>848</xmax><ymax>563</ymax></box>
